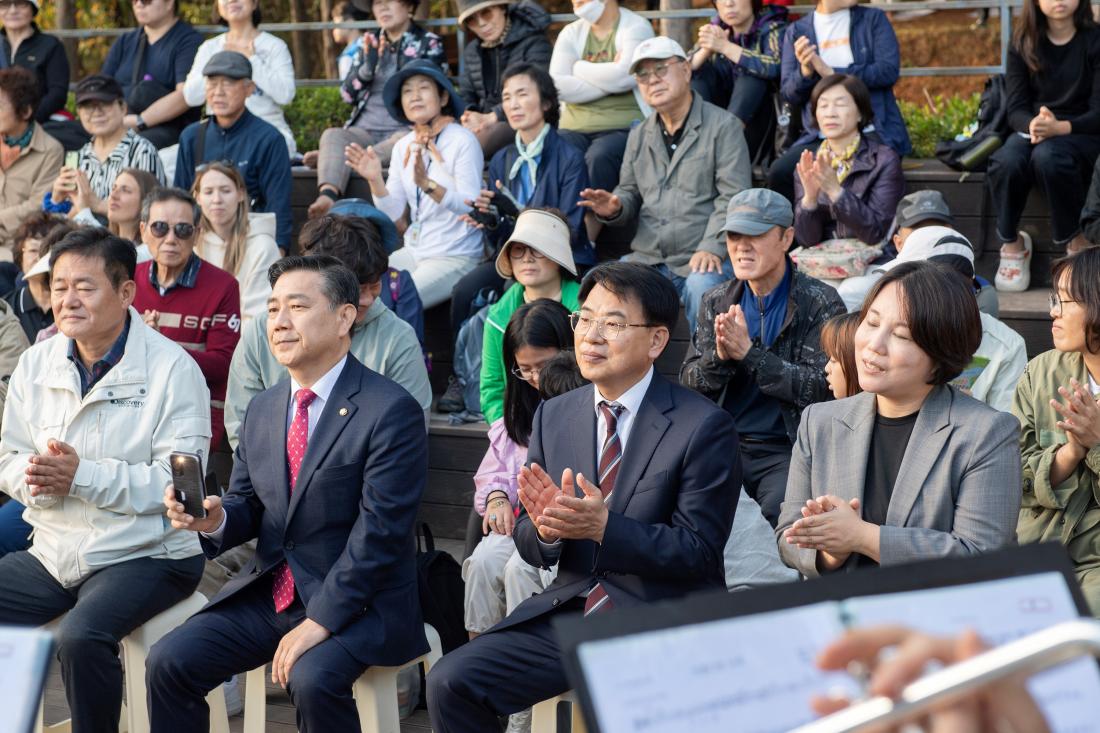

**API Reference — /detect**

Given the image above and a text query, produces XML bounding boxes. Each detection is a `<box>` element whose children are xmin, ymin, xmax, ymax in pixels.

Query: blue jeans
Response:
<box><xmin>651</xmin><ymin>261</ymin><xmax>735</xmax><ymax>333</ymax></box>
<box><xmin>0</xmin><ymin>499</ymin><xmax>31</xmax><ymax>556</ymax></box>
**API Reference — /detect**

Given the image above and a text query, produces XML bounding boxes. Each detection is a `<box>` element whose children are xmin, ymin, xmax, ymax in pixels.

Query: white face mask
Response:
<box><xmin>575</xmin><ymin>0</ymin><xmax>606</xmax><ymax>24</ymax></box>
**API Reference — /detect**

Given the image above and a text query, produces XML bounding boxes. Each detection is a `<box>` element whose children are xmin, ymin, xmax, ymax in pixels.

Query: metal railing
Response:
<box><xmin>48</xmin><ymin>0</ymin><xmax>1019</xmax><ymax>86</ymax></box>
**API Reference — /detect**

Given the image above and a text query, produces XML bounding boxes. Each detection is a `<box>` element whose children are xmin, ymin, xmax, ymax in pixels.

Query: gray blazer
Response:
<box><xmin>777</xmin><ymin>385</ymin><xmax>1021</xmax><ymax>578</ymax></box>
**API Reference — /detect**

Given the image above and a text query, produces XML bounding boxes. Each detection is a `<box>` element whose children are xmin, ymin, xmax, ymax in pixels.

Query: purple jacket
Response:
<box><xmin>473</xmin><ymin>418</ymin><xmax>528</xmax><ymax>515</ymax></box>
<box><xmin>793</xmin><ymin>136</ymin><xmax>903</xmax><ymax>247</ymax></box>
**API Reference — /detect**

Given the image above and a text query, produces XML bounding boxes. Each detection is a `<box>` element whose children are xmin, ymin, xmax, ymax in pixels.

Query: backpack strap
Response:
<box><xmin>132</xmin><ymin>32</ymin><xmax>148</xmax><ymax>90</ymax></box>
<box><xmin>194</xmin><ymin>117</ymin><xmax>210</xmax><ymax>168</ymax></box>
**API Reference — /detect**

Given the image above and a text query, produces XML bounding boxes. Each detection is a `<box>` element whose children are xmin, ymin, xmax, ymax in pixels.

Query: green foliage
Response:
<box><xmin>284</xmin><ymin>86</ymin><xmax>349</xmax><ymax>153</ymax></box>
<box><xmin>899</xmin><ymin>93</ymin><xmax>981</xmax><ymax>159</ymax></box>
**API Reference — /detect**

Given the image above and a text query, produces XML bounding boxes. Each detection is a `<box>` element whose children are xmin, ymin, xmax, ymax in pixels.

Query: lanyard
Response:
<box><xmin>412</xmin><ymin>133</ymin><xmax>441</xmax><ymax>224</ymax></box>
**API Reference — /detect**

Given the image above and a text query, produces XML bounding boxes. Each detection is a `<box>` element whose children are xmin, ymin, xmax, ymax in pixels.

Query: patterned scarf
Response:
<box><xmin>0</xmin><ymin>121</ymin><xmax>32</xmax><ymax>170</ymax></box>
<box><xmin>479</xmin><ymin>16</ymin><xmax>511</xmax><ymax>49</ymax></box>
<box><xmin>818</xmin><ymin>133</ymin><xmax>861</xmax><ymax>184</ymax></box>
<box><xmin>508</xmin><ymin>123</ymin><xmax>550</xmax><ymax>203</ymax></box>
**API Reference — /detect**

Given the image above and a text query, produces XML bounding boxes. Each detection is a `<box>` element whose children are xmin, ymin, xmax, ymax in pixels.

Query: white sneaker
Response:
<box><xmin>223</xmin><ymin>675</ymin><xmax>243</xmax><ymax>717</ymax></box>
<box><xmin>995</xmin><ymin>231</ymin><xmax>1032</xmax><ymax>292</ymax></box>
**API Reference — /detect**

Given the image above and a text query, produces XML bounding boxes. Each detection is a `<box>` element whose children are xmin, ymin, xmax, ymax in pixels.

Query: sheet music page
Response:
<box><xmin>0</xmin><ymin>625</ymin><xmax>53</xmax><ymax>733</ymax></box>
<box><xmin>577</xmin><ymin>602</ymin><xmax>861</xmax><ymax>733</ymax></box>
<box><xmin>845</xmin><ymin>572</ymin><xmax>1100</xmax><ymax>733</ymax></box>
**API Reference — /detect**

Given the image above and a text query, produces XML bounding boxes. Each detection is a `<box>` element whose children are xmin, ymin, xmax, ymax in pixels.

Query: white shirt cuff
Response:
<box><xmin>200</xmin><ymin>511</ymin><xmax>228</xmax><ymax>542</ymax></box>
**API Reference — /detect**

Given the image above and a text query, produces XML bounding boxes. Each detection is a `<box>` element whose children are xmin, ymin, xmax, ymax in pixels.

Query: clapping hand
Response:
<box><xmin>697</xmin><ymin>24</ymin><xmax>732</xmax><ymax>59</ymax></box>
<box><xmin>518</xmin><ymin>463</ymin><xmax>568</xmax><ymax>542</ymax></box>
<box><xmin>345</xmin><ymin>143</ymin><xmax>383</xmax><ymax>184</ymax></box>
<box><xmin>539</xmin><ymin>472</ymin><xmax>609</xmax><ymax>543</ymax></box>
<box><xmin>794</xmin><ymin>36</ymin><xmax>819</xmax><ymax>77</ymax></box>
<box><xmin>26</xmin><ymin>439</ymin><xmax>79</xmax><ymax>498</ymax></box>
<box><xmin>1051</xmin><ymin>377</ymin><xmax>1100</xmax><ymax>452</ymax></box>
<box><xmin>714</xmin><ymin>304</ymin><xmax>752</xmax><ymax>361</ymax></box>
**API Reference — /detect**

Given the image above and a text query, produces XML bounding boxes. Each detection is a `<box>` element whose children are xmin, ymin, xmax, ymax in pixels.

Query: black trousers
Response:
<box><xmin>557</xmin><ymin>128</ymin><xmax>631</xmax><ymax>193</ymax></box>
<box><xmin>0</xmin><ymin>551</ymin><xmax>202</xmax><ymax>733</ymax></box>
<box><xmin>427</xmin><ymin>600</ymin><xmax>581</xmax><ymax>733</ymax></box>
<box><xmin>765</xmin><ymin>140</ymin><xmax>817</xmax><ymax>203</ymax></box>
<box><xmin>740</xmin><ymin>440</ymin><xmax>793</xmax><ymax>528</ymax></box>
<box><xmin>986</xmin><ymin>132</ymin><xmax>1100</xmax><ymax>246</ymax></box>
<box><xmin>147</xmin><ymin>578</ymin><xmax>366</xmax><ymax>733</ymax></box>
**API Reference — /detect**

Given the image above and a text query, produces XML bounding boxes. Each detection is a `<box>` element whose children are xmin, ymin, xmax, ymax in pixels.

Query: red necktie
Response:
<box><xmin>272</xmin><ymin>388</ymin><xmax>317</xmax><ymax>613</ymax></box>
<box><xmin>586</xmin><ymin>401</ymin><xmax>624</xmax><ymax>616</ymax></box>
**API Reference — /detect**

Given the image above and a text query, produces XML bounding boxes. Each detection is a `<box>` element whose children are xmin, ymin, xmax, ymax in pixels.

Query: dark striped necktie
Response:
<box><xmin>586</xmin><ymin>400</ymin><xmax>625</xmax><ymax>617</ymax></box>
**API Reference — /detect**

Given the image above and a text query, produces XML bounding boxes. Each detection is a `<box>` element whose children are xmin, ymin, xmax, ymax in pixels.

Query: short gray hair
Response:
<box><xmin>141</xmin><ymin>187</ymin><xmax>201</xmax><ymax>225</ymax></box>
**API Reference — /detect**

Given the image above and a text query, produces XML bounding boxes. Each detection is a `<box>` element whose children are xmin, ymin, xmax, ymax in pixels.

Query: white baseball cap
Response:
<box><xmin>629</xmin><ymin>37</ymin><xmax>688</xmax><ymax>75</ymax></box>
<box><xmin>876</xmin><ymin>225</ymin><xmax>974</xmax><ymax>273</ymax></box>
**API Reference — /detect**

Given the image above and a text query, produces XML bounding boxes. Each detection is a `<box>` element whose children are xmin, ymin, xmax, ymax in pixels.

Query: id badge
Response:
<box><xmin>406</xmin><ymin>221</ymin><xmax>422</xmax><ymax>247</ymax></box>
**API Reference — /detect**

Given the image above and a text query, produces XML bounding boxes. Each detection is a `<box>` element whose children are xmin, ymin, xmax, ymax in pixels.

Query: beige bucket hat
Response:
<box><xmin>495</xmin><ymin>209</ymin><xmax>577</xmax><ymax>279</ymax></box>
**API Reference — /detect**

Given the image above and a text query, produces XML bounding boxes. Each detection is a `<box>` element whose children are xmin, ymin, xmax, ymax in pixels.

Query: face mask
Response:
<box><xmin>575</xmin><ymin>0</ymin><xmax>606</xmax><ymax>24</ymax></box>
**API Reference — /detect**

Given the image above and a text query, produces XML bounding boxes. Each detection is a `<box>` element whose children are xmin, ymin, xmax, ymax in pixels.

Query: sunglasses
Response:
<box><xmin>148</xmin><ymin>221</ymin><xmax>196</xmax><ymax>239</ymax></box>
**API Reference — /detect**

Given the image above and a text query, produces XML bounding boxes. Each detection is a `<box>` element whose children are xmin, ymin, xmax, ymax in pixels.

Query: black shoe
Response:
<box><xmin>437</xmin><ymin>377</ymin><xmax>465</xmax><ymax>413</ymax></box>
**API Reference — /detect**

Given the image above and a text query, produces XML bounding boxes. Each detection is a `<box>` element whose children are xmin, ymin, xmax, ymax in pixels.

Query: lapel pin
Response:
<box><xmin>339</xmin><ymin>407</ymin><xmax>349</xmax><ymax>416</ymax></box>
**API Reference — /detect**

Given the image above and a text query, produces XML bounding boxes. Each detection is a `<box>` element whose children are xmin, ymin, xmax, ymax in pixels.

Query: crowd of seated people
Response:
<box><xmin>4</xmin><ymin>2</ymin><xmax>1100</xmax><ymax>732</ymax></box>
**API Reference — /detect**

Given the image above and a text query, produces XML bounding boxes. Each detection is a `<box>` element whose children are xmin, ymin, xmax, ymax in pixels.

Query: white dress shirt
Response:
<box><xmin>592</xmin><ymin>366</ymin><xmax>655</xmax><ymax>461</ymax></box>
<box><xmin>203</xmin><ymin>355</ymin><xmax>348</xmax><ymax>540</ymax></box>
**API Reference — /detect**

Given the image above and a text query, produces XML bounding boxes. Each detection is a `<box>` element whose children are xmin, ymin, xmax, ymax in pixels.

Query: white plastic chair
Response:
<box><xmin>36</xmin><ymin>591</ymin><xmax>229</xmax><ymax>733</ymax></box>
<box><xmin>242</xmin><ymin>622</ymin><xmax>443</xmax><ymax>733</ymax></box>
<box><xmin>532</xmin><ymin>689</ymin><xmax>587</xmax><ymax>733</ymax></box>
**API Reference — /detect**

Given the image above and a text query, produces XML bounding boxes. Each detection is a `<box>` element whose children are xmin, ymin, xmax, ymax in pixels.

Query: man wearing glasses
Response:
<box><xmin>427</xmin><ymin>261</ymin><xmax>742</xmax><ymax>732</ymax></box>
<box><xmin>579</xmin><ymin>36</ymin><xmax>751</xmax><ymax>333</ymax></box>
<box><xmin>173</xmin><ymin>51</ymin><xmax>292</xmax><ymax>252</ymax></box>
<box><xmin>102</xmin><ymin>0</ymin><xmax>204</xmax><ymax>149</ymax></box>
<box><xmin>135</xmin><ymin>187</ymin><xmax>241</xmax><ymax>451</ymax></box>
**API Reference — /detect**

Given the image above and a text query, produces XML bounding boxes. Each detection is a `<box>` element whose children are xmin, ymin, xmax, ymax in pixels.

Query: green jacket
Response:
<box><xmin>224</xmin><ymin>298</ymin><xmax>432</xmax><ymax>449</ymax></box>
<box><xmin>479</xmin><ymin>280</ymin><xmax>581</xmax><ymax>423</ymax></box>
<box><xmin>1013</xmin><ymin>349</ymin><xmax>1100</xmax><ymax>573</ymax></box>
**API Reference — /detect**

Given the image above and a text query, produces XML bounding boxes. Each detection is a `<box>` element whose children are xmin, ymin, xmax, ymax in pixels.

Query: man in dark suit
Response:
<box><xmin>427</xmin><ymin>262</ymin><xmax>742</xmax><ymax>731</ymax></box>
<box><xmin>146</xmin><ymin>255</ymin><xmax>428</xmax><ymax>732</ymax></box>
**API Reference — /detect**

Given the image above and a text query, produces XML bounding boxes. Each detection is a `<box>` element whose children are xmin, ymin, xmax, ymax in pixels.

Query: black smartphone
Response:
<box><xmin>170</xmin><ymin>451</ymin><xmax>206</xmax><ymax>518</ymax></box>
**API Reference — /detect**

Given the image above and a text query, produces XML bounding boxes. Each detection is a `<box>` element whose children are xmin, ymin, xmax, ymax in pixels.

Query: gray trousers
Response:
<box><xmin>317</xmin><ymin>126</ymin><xmax>405</xmax><ymax>195</ymax></box>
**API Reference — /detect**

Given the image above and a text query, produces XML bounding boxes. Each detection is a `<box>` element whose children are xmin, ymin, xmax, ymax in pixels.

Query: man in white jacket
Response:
<box><xmin>0</xmin><ymin>228</ymin><xmax>211</xmax><ymax>732</ymax></box>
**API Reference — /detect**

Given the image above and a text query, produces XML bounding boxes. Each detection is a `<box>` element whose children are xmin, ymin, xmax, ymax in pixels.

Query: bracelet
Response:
<box><xmin>318</xmin><ymin>187</ymin><xmax>340</xmax><ymax>201</ymax></box>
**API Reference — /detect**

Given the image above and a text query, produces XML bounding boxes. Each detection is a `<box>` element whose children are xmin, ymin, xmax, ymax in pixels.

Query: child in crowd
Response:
<box><xmin>991</xmin><ymin>0</ymin><xmax>1100</xmax><ymax>292</ymax></box>
<box><xmin>793</xmin><ymin>74</ymin><xmax>903</xmax><ymax>248</ymax></box>
<box><xmin>348</xmin><ymin>60</ymin><xmax>484</xmax><ymax>309</ymax></box>
<box><xmin>462</xmin><ymin>299</ymin><xmax>573</xmax><ymax>732</ymax></box>
<box><xmin>771</xmin><ymin>0</ymin><xmax>910</xmax><ymax>202</ymax></box>
<box><xmin>478</xmin><ymin>209</ymin><xmax>581</xmax><ymax>423</ymax></box>
<box><xmin>821</xmin><ymin>311</ymin><xmax>860</xmax><ymax>399</ymax></box>
<box><xmin>192</xmin><ymin>161</ymin><xmax>280</xmax><ymax>324</ymax></box>
<box><xmin>332</xmin><ymin>0</ymin><xmax>371</xmax><ymax>80</ymax></box>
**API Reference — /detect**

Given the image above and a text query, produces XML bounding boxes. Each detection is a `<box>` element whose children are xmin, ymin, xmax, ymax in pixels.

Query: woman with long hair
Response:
<box><xmin>192</xmin><ymin>161</ymin><xmax>280</xmax><ymax>323</ymax></box>
<box><xmin>989</xmin><ymin>0</ymin><xmax>1100</xmax><ymax>292</ymax></box>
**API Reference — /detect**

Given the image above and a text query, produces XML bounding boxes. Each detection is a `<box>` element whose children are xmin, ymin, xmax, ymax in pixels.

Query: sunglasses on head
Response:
<box><xmin>149</xmin><ymin>221</ymin><xmax>196</xmax><ymax>239</ymax></box>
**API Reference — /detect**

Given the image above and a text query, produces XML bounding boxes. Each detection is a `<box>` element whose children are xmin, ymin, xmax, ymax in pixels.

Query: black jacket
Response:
<box><xmin>457</xmin><ymin>0</ymin><xmax>552</xmax><ymax>118</ymax></box>
<box><xmin>0</xmin><ymin>25</ymin><xmax>69</xmax><ymax>122</ymax></box>
<box><xmin>4</xmin><ymin>284</ymin><xmax>51</xmax><ymax>343</ymax></box>
<box><xmin>680</xmin><ymin>259</ymin><xmax>846</xmax><ymax>443</ymax></box>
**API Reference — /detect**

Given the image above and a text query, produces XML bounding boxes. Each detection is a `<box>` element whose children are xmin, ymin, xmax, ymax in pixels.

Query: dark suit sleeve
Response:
<box><xmin>593</xmin><ymin>408</ymin><xmax>740</xmax><ymax>582</ymax></box>
<box><xmin>513</xmin><ymin>402</ymin><xmax>563</xmax><ymax>569</ymax></box>
<box><xmin>306</xmin><ymin>391</ymin><xmax>428</xmax><ymax>635</ymax></box>
<box><xmin>200</xmin><ymin>403</ymin><xmax>265</xmax><ymax>557</ymax></box>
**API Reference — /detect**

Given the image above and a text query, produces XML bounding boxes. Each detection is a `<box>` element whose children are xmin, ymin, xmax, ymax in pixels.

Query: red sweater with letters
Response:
<box><xmin>134</xmin><ymin>257</ymin><xmax>241</xmax><ymax>449</ymax></box>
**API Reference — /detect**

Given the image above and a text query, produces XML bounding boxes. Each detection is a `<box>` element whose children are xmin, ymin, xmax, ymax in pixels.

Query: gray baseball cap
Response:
<box><xmin>895</xmin><ymin>190</ymin><xmax>953</xmax><ymax>229</ymax></box>
<box><xmin>723</xmin><ymin>188</ymin><xmax>793</xmax><ymax>235</ymax></box>
<box><xmin>202</xmin><ymin>51</ymin><xmax>253</xmax><ymax>80</ymax></box>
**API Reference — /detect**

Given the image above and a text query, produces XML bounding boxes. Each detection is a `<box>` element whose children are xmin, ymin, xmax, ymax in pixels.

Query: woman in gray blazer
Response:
<box><xmin>777</xmin><ymin>261</ymin><xmax>1022</xmax><ymax>577</ymax></box>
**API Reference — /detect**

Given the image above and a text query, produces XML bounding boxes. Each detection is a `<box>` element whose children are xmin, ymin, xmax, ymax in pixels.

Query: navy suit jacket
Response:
<box><xmin>199</xmin><ymin>354</ymin><xmax>430</xmax><ymax>666</ymax></box>
<box><xmin>499</xmin><ymin>373</ymin><xmax>742</xmax><ymax>630</ymax></box>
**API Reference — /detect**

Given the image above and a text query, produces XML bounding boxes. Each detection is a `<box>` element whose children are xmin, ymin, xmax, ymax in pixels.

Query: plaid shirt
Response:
<box><xmin>67</xmin><ymin>314</ymin><xmax>130</xmax><ymax>397</ymax></box>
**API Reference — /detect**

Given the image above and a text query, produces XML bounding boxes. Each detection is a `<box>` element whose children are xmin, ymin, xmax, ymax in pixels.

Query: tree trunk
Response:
<box><xmin>288</xmin><ymin>0</ymin><xmax>313</xmax><ymax>78</ymax></box>
<box><xmin>659</xmin><ymin>0</ymin><xmax>693</xmax><ymax>52</ymax></box>
<box><xmin>55</xmin><ymin>0</ymin><xmax>79</xmax><ymax>76</ymax></box>
<box><xmin>319</xmin><ymin>0</ymin><xmax>337</xmax><ymax>79</ymax></box>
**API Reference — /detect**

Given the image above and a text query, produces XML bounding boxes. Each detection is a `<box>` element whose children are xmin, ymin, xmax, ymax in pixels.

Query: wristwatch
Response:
<box><xmin>135</xmin><ymin>114</ymin><xmax>148</xmax><ymax>132</ymax></box>
<box><xmin>426</xmin><ymin>179</ymin><xmax>438</xmax><ymax>194</ymax></box>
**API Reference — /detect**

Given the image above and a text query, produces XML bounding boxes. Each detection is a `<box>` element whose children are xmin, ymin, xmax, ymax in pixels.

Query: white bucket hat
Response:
<box><xmin>495</xmin><ymin>209</ymin><xmax>577</xmax><ymax>279</ymax></box>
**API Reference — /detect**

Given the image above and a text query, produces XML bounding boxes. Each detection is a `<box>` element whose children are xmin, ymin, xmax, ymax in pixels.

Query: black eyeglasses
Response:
<box><xmin>149</xmin><ymin>221</ymin><xmax>196</xmax><ymax>240</ymax></box>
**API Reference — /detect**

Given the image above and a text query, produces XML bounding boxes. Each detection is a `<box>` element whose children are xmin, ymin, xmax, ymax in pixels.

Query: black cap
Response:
<box><xmin>74</xmin><ymin>75</ymin><xmax>124</xmax><ymax>106</ymax></box>
<box><xmin>202</xmin><ymin>51</ymin><xmax>253</xmax><ymax>81</ymax></box>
